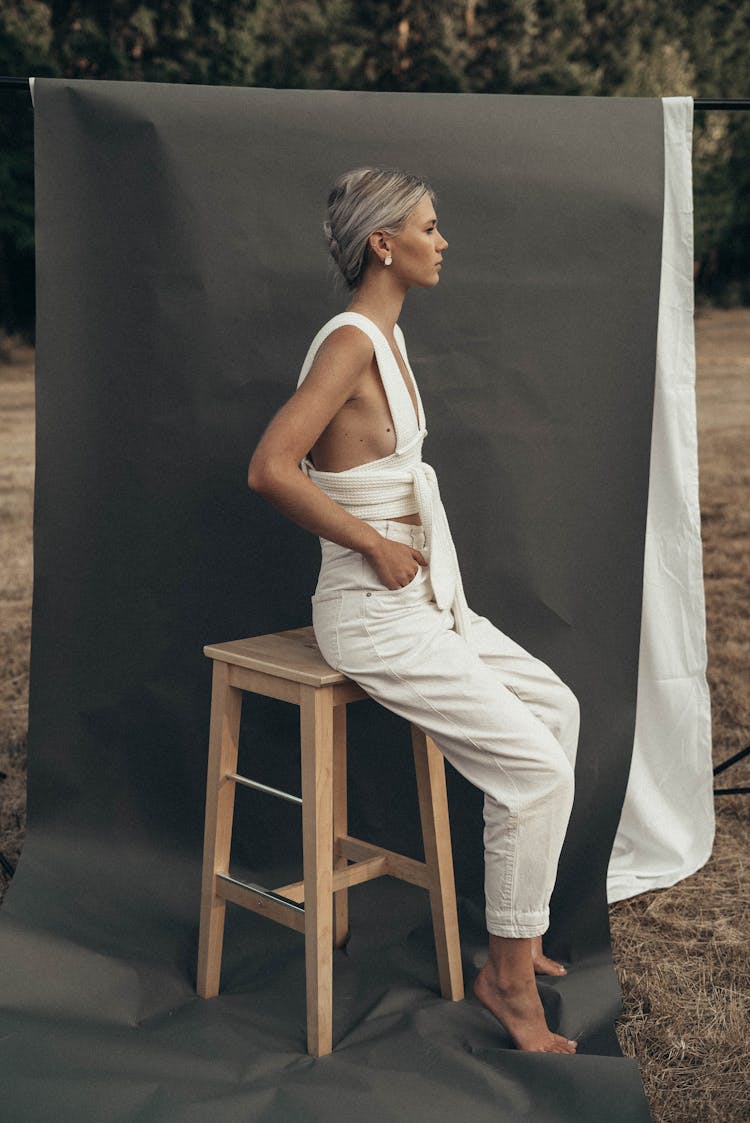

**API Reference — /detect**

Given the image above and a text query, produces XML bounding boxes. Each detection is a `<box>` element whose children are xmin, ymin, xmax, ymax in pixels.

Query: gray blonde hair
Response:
<box><xmin>323</xmin><ymin>166</ymin><xmax>437</xmax><ymax>291</ymax></box>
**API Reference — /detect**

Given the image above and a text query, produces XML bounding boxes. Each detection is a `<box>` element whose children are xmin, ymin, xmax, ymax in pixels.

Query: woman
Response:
<box><xmin>248</xmin><ymin>166</ymin><xmax>580</xmax><ymax>1054</ymax></box>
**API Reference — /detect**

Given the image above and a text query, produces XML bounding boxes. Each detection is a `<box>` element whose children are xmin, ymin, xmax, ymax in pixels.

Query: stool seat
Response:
<box><xmin>197</xmin><ymin>626</ymin><xmax>464</xmax><ymax>1056</ymax></box>
<box><xmin>204</xmin><ymin>627</ymin><xmax>356</xmax><ymax>687</ymax></box>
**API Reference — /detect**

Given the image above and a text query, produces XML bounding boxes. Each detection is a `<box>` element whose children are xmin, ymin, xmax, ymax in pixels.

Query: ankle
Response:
<box><xmin>479</xmin><ymin>960</ymin><xmax>532</xmax><ymax>993</ymax></box>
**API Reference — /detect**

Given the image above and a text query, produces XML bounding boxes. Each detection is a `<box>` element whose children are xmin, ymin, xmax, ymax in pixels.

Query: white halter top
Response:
<box><xmin>297</xmin><ymin>312</ymin><xmax>473</xmax><ymax>646</ymax></box>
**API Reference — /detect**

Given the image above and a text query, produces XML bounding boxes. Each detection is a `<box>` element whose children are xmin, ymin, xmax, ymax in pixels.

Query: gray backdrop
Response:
<box><xmin>0</xmin><ymin>79</ymin><xmax>663</xmax><ymax>1121</ymax></box>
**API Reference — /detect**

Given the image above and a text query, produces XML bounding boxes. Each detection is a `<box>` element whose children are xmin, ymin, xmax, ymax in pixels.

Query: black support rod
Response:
<box><xmin>0</xmin><ymin>77</ymin><xmax>749</xmax><ymax>107</ymax></box>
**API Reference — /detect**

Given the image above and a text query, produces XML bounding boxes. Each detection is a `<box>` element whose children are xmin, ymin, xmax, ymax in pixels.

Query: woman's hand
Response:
<box><xmin>364</xmin><ymin>535</ymin><xmax>427</xmax><ymax>590</ymax></box>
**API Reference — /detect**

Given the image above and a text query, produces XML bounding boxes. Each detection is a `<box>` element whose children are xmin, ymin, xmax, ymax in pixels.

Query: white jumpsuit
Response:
<box><xmin>300</xmin><ymin>313</ymin><xmax>579</xmax><ymax>938</ymax></box>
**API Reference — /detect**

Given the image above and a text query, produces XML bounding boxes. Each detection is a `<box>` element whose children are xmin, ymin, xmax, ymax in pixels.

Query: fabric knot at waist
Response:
<box><xmin>302</xmin><ymin>444</ymin><xmax>474</xmax><ymax>647</ymax></box>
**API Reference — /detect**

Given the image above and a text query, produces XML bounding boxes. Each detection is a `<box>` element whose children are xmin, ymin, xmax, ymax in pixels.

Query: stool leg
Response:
<box><xmin>300</xmin><ymin>685</ymin><xmax>335</xmax><ymax>1057</ymax></box>
<box><xmin>332</xmin><ymin>702</ymin><xmax>349</xmax><ymax>949</ymax></box>
<box><xmin>197</xmin><ymin>660</ymin><xmax>242</xmax><ymax>998</ymax></box>
<box><xmin>411</xmin><ymin>726</ymin><xmax>465</xmax><ymax>1002</ymax></box>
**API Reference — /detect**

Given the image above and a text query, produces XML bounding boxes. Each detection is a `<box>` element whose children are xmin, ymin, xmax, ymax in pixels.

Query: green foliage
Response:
<box><xmin>1</xmin><ymin>1</ymin><xmax>749</xmax><ymax>335</ymax></box>
<box><xmin>696</xmin><ymin>113</ymin><xmax>750</xmax><ymax>305</ymax></box>
<box><xmin>336</xmin><ymin>1</ymin><xmax>464</xmax><ymax>92</ymax></box>
<box><xmin>0</xmin><ymin>2</ymin><xmax>55</xmax><ymax>333</ymax></box>
<box><xmin>49</xmin><ymin>1</ymin><xmax>261</xmax><ymax>85</ymax></box>
<box><xmin>241</xmin><ymin>0</ymin><xmax>356</xmax><ymax>90</ymax></box>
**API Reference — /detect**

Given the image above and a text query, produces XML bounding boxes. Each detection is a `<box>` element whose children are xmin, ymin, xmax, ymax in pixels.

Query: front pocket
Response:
<box><xmin>377</xmin><ymin>564</ymin><xmax>423</xmax><ymax>594</ymax></box>
<box><xmin>369</xmin><ymin>563</ymin><xmax>429</xmax><ymax>605</ymax></box>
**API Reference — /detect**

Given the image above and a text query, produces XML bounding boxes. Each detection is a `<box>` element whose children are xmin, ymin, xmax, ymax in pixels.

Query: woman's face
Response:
<box><xmin>386</xmin><ymin>193</ymin><xmax>448</xmax><ymax>288</ymax></box>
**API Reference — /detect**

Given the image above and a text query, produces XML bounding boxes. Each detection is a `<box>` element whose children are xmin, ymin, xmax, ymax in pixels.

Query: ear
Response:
<box><xmin>368</xmin><ymin>229</ymin><xmax>390</xmax><ymax>261</ymax></box>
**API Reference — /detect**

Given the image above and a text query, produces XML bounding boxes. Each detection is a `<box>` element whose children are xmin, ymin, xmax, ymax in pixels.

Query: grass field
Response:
<box><xmin>1</xmin><ymin>309</ymin><xmax>748</xmax><ymax>1120</ymax></box>
<box><xmin>609</xmin><ymin>307</ymin><xmax>750</xmax><ymax>1122</ymax></box>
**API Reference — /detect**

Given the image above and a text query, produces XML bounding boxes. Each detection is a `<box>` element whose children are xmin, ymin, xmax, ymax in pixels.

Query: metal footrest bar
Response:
<box><xmin>216</xmin><ymin>871</ymin><xmax>305</xmax><ymax>913</ymax></box>
<box><xmin>216</xmin><ymin>872</ymin><xmax>306</xmax><ymax>934</ymax></box>
<box><xmin>226</xmin><ymin>771</ymin><xmax>302</xmax><ymax>805</ymax></box>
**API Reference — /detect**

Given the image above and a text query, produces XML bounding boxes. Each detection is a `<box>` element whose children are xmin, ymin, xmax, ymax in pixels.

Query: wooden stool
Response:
<box><xmin>196</xmin><ymin>626</ymin><xmax>464</xmax><ymax>1057</ymax></box>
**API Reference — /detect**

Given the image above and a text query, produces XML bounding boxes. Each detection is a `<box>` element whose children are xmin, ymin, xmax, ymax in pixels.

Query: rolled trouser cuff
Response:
<box><xmin>486</xmin><ymin>909</ymin><xmax>549</xmax><ymax>938</ymax></box>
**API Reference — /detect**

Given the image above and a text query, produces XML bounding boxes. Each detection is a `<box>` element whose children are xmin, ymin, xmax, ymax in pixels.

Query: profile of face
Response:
<box><xmin>370</xmin><ymin>193</ymin><xmax>448</xmax><ymax>289</ymax></box>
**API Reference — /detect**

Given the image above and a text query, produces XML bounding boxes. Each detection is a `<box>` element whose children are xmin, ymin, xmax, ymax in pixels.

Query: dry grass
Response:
<box><xmin>0</xmin><ymin>332</ymin><xmax>33</xmax><ymax>882</ymax></box>
<box><xmin>1</xmin><ymin>312</ymin><xmax>748</xmax><ymax>1119</ymax></box>
<box><xmin>610</xmin><ymin>306</ymin><xmax>750</xmax><ymax>1122</ymax></box>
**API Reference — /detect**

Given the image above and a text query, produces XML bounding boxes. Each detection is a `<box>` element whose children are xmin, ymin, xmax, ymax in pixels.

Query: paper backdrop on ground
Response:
<box><xmin>0</xmin><ymin>79</ymin><xmax>673</xmax><ymax>1121</ymax></box>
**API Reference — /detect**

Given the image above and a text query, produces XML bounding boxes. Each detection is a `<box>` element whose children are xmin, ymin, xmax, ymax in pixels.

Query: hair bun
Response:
<box><xmin>323</xmin><ymin>220</ymin><xmax>340</xmax><ymax>256</ymax></box>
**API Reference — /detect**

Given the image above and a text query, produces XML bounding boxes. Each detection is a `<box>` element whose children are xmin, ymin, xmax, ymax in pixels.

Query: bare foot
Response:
<box><xmin>473</xmin><ymin>962</ymin><xmax>578</xmax><ymax>1053</ymax></box>
<box><xmin>531</xmin><ymin>934</ymin><xmax>567</xmax><ymax>976</ymax></box>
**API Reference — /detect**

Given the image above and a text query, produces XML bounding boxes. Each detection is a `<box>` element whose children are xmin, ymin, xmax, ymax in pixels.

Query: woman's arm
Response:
<box><xmin>248</xmin><ymin>326</ymin><xmax>425</xmax><ymax>587</ymax></box>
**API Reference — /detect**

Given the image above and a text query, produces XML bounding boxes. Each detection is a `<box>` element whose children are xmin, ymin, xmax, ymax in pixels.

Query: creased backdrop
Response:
<box><xmin>0</xmin><ymin>79</ymin><xmax>671</xmax><ymax>1121</ymax></box>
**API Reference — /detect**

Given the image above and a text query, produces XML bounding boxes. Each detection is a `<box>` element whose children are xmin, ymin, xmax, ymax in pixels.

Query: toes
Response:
<box><xmin>532</xmin><ymin>955</ymin><xmax>567</xmax><ymax>976</ymax></box>
<box><xmin>550</xmin><ymin>1034</ymin><xmax>577</xmax><ymax>1053</ymax></box>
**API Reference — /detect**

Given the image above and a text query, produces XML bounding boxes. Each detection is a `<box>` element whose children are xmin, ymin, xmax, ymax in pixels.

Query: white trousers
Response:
<box><xmin>311</xmin><ymin>518</ymin><xmax>579</xmax><ymax>938</ymax></box>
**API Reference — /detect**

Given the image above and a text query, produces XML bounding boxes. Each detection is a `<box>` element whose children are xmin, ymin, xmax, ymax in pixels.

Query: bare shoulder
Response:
<box><xmin>313</xmin><ymin>323</ymin><xmax>375</xmax><ymax>367</ymax></box>
<box><xmin>300</xmin><ymin>323</ymin><xmax>375</xmax><ymax>401</ymax></box>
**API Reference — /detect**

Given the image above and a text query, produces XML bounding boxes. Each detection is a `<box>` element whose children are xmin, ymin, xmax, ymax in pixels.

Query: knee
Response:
<box><xmin>486</xmin><ymin>742</ymin><xmax>574</xmax><ymax>822</ymax></box>
<box><xmin>536</xmin><ymin>739</ymin><xmax>576</xmax><ymax>816</ymax></box>
<box><xmin>548</xmin><ymin>747</ymin><xmax>575</xmax><ymax>804</ymax></box>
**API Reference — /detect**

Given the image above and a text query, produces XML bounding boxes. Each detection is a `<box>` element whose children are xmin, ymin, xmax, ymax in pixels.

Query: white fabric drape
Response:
<box><xmin>607</xmin><ymin>96</ymin><xmax>715</xmax><ymax>902</ymax></box>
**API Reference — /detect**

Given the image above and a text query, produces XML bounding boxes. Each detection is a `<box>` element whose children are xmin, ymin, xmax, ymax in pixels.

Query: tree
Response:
<box><xmin>2</xmin><ymin>0</ymin><xmax>750</xmax><ymax>335</ymax></box>
<box><xmin>48</xmin><ymin>0</ymin><xmax>260</xmax><ymax>86</ymax></box>
<box><xmin>0</xmin><ymin>2</ymin><xmax>55</xmax><ymax>338</ymax></box>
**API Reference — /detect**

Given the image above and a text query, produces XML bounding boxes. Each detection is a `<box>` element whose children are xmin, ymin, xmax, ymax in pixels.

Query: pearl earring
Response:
<box><xmin>384</xmin><ymin>252</ymin><xmax>392</xmax><ymax>266</ymax></box>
